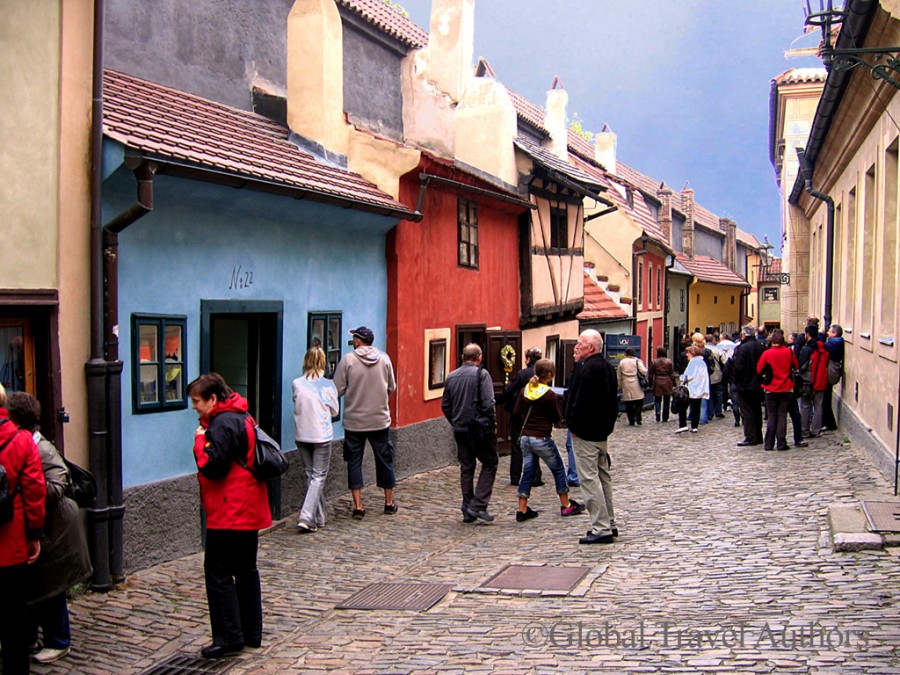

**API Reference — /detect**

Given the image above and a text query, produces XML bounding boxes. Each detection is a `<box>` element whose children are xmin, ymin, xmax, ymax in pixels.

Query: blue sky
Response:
<box><xmin>402</xmin><ymin>1</ymin><xmax>823</xmax><ymax>254</ymax></box>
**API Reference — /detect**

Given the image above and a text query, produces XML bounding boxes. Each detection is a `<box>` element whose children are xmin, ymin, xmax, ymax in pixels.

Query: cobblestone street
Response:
<box><xmin>36</xmin><ymin>417</ymin><xmax>900</xmax><ymax>674</ymax></box>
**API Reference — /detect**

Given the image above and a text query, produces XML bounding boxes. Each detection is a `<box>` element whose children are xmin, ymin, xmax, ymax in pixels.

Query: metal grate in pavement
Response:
<box><xmin>336</xmin><ymin>582</ymin><xmax>453</xmax><ymax>610</ymax></box>
<box><xmin>137</xmin><ymin>654</ymin><xmax>239</xmax><ymax>675</ymax></box>
<box><xmin>862</xmin><ymin>500</ymin><xmax>900</xmax><ymax>532</ymax></box>
<box><xmin>481</xmin><ymin>564</ymin><xmax>590</xmax><ymax>592</ymax></box>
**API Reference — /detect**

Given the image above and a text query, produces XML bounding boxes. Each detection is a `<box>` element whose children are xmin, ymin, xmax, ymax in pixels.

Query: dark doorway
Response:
<box><xmin>200</xmin><ymin>300</ymin><xmax>283</xmax><ymax>518</ymax></box>
<box><xmin>486</xmin><ymin>330</ymin><xmax>522</xmax><ymax>455</ymax></box>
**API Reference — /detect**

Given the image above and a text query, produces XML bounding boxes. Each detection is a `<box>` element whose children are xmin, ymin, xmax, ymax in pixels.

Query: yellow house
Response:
<box><xmin>1</xmin><ymin>0</ymin><xmax>93</xmax><ymax>463</ymax></box>
<box><xmin>675</xmin><ymin>255</ymin><xmax>750</xmax><ymax>335</ymax></box>
<box><xmin>784</xmin><ymin>0</ymin><xmax>899</xmax><ymax>481</ymax></box>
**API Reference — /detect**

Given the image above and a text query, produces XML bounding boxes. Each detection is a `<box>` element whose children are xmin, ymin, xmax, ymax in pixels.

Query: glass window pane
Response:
<box><xmin>140</xmin><ymin>364</ymin><xmax>159</xmax><ymax>403</ymax></box>
<box><xmin>139</xmin><ymin>324</ymin><xmax>158</xmax><ymax>363</ymax></box>
<box><xmin>165</xmin><ymin>363</ymin><xmax>183</xmax><ymax>401</ymax></box>
<box><xmin>470</xmin><ymin>227</ymin><xmax>477</xmax><ymax>246</ymax></box>
<box><xmin>311</xmin><ymin>319</ymin><xmax>325</xmax><ymax>349</ymax></box>
<box><xmin>164</xmin><ymin>325</ymin><xmax>182</xmax><ymax>361</ymax></box>
<box><xmin>0</xmin><ymin>325</ymin><xmax>26</xmax><ymax>392</ymax></box>
<box><xmin>459</xmin><ymin>242</ymin><xmax>469</xmax><ymax>265</ymax></box>
<box><xmin>329</xmin><ymin>318</ymin><xmax>341</xmax><ymax>350</ymax></box>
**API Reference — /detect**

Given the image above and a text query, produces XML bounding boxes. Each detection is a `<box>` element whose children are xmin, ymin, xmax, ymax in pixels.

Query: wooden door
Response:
<box><xmin>486</xmin><ymin>331</ymin><xmax>522</xmax><ymax>454</ymax></box>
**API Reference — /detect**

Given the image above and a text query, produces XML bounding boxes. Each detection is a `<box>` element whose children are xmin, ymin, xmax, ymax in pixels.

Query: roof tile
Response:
<box><xmin>675</xmin><ymin>254</ymin><xmax>750</xmax><ymax>287</ymax></box>
<box><xmin>102</xmin><ymin>69</ymin><xmax>411</xmax><ymax>215</ymax></box>
<box><xmin>336</xmin><ymin>0</ymin><xmax>428</xmax><ymax>48</ymax></box>
<box><xmin>578</xmin><ymin>273</ymin><xmax>629</xmax><ymax>321</ymax></box>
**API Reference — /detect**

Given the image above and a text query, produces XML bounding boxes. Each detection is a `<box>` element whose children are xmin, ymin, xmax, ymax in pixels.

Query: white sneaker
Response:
<box><xmin>690</xmin><ymin>428</ymin><xmax>699</xmax><ymax>433</ymax></box>
<box><xmin>33</xmin><ymin>647</ymin><xmax>70</xmax><ymax>664</ymax></box>
<box><xmin>296</xmin><ymin>521</ymin><xmax>317</xmax><ymax>533</ymax></box>
<box><xmin>675</xmin><ymin>427</ymin><xmax>689</xmax><ymax>433</ymax></box>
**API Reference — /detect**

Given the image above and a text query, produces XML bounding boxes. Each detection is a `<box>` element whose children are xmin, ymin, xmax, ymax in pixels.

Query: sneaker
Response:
<box><xmin>384</xmin><ymin>502</ymin><xmax>399</xmax><ymax>514</ymax></box>
<box><xmin>515</xmin><ymin>507</ymin><xmax>539</xmax><ymax>522</ymax></box>
<box><xmin>33</xmin><ymin>647</ymin><xmax>70</xmax><ymax>664</ymax></box>
<box><xmin>462</xmin><ymin>513</ymin><xmax>477</xmax><ymax>523</ymax></box>
<box><xmin>675</xmin><ymin>427</ymin><xmax>689</xmax><ymax>433</ymax></box>
<box><xmin>465</xmin><ymin>508</ymin><xmax>496</xmax><ymax>523</ymax></box>
<box><xmin>561</xmin><ymin>499</ymin><xmax>585</xmax><ymax>516</ymax></box>
<box><xmin>690</xmin><ymin>428</ymin><xmax>699</xmax><ymax>433</ymax></box>
<box><xmin>296</xmin><ymin>520</ymin><xmax>318</xmax><ymax>533</ymax></box>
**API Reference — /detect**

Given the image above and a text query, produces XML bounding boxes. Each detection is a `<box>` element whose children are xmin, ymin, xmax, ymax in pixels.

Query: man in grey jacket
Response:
<box><xmin>441</xmin><ymin>343</ymin><xmax>498</xmax><ymax>523</ymax></box>
<box><xmin>333</xmin><ymin>326</ymin><xmax>397</xmax><ymax>519</ymax></box>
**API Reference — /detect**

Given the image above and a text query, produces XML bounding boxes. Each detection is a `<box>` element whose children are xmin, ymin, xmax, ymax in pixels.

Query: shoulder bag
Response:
<box><xmin>241</xmin><ymin>415</ymin><xmax>289</xmax><ymax>481</ymax></box>
<box><xmin>63</xmin><ymin>457</ymin><xmax>97</xmax><ymax>509</ymax></box>
<box><xmin>466</xmin><ymin>369</ymin><xmax>494</xmax><ymax>443</ymax></box>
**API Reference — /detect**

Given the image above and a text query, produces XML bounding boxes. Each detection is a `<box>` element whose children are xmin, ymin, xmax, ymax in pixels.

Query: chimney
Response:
<box><xmin>595</xmin><ymin>123</ymin><xmax>617</xmax><ymax>175</ymax></box>
<box><xmin>427</xmin><ymin>0</ymin><xmax>475</xmax><ymax>102</ymax></box>
<box><xmin>681</xmin><ymin>186</ymin><xmax>695</xmax><ymax>258</ymax></box>
<box><xmin>721</xmin><ymin>217</ymin><xmax>737</xmax><ymax>270</ymax></box>
<box><xmin>544</xmin><ymin>76</ymin><xmax>568</xmax><ymax>161</ymax></box>
<box><xmin>286</xmin><ymin>0</ymin><xmax>348</xmax><ymax>155</ymax></box>
<box><xmin>657</xmin><ymin>181</ymin><xmax>673</xmax><ymax>245</ymax></box>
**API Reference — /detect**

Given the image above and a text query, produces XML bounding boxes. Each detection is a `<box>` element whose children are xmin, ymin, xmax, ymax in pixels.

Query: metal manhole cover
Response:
<box><xmin>481</xmin><ymin>565</ymin><xmax>590</xmax><ymax>592</ymax></box>
<box><xmin>336</xmin><ymin>582</ymin><xmax>453</xmax><ymax>610</ymax></box>
<box><xmin>862</xmin><ymin>500</ymin><xmax>900</xmax><ymax>532</ymax></box>
<box><xmin>138</xmin><ymin>653</ymin><xmax>239</xmax><ymax>675</ymax></box>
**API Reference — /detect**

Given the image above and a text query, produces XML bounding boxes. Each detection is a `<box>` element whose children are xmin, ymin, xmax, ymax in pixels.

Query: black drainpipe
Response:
<box><xmin>88</xmin><ymin>0</ymin><xmax>156</xmax><ymax>588</ymax></box>
<box><xmin>796</xmin><ymin>147</ymin><xmax>836</xmax><ymax>327</ymax></box>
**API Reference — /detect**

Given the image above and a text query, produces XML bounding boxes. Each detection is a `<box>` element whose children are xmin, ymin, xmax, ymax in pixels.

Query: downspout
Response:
<box><xmin>87</xmin><ymin>0</ymin><xmax>111</xmax><ymax>592</ymax></box>
<box><xmin>796</xmin><ymin>147</ymin><xmax>836</xmax><ymax>328</ymax></box>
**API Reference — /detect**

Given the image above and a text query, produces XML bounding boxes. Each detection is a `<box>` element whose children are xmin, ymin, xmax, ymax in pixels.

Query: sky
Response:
<box><xmin>402</xmin><ymin>1</ymin><xmax>824</xmax><ymax>255</ymax></box>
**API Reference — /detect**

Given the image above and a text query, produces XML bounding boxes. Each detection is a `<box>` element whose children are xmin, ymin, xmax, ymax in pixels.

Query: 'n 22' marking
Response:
<box><xmin>229</xmin><ymin>265</ymin><xmax>254</xmax><ymax>290</ymax></box>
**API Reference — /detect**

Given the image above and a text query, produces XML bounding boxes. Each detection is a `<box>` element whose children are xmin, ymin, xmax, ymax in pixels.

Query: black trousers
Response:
<box><xmin>738</xmin><ymin>387</ymin><xmax>763</xmax><ymax>443</ymax></box>
<box><xmin>678</xmin><ymin>398</ymin><xmax>702</xmax><ymax>430</ymax></box>
<box><xmin>624</xmin><ymin>399</ymin><xmax>643</xmax><ymax>425</ymax></box>
<box><xmin>822</xmin><ymin>385</ymin><xmax>838</xmax><ymax>430</ymax></box>
<box><xmin>455</xmin><ymin>431</ymin><xmax>498</xmax><ymax>513</ymax></box>
<box><xmin>204</xmin><ymin>529</ymin><xmax>262</xmax><ymax>648</ymax></box>
<box><xmin>0</xmin><ymin>563</ymin><xmax>30</xmax><ymax>675</ymax></box>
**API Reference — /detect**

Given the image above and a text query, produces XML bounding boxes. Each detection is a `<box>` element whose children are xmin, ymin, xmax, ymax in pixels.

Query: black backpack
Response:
<box><xmin>0</xmin><ymin>422</ymin><xmax>19</xmax><ymax>524</ymax></box>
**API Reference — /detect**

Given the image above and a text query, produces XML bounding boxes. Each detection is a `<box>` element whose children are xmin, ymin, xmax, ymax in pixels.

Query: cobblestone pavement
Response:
<box><xmin>34</xmin><ymin>416</ymin><xmax>900</xmax><ymax>674</ymax></box>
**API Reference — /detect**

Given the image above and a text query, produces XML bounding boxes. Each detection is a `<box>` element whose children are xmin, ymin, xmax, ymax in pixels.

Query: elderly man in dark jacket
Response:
<box><xmin>565</xmin><ymin>330</ymin><xmax>619</xmax><ymax>545</ymax></box>
<box><xmin>733</xmin><ymin>325</ymin><xmax>766</xmax><ymax>446</ymax></box>
<box><xmin>495</xmin><ymin>347</ymin><xmax>543</xmax><ymax>486</ymax></box>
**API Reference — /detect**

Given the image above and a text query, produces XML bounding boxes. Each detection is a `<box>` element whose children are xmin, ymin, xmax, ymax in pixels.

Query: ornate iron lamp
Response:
<box><xmin>805</xmin><ymin>0</ymin><xmax>900</xmax><ymax>88</ymax></box>
<box><xmin>758</xmin><ymin>236</ymin><xmax>790</xmax><ymax>285</ymax></box>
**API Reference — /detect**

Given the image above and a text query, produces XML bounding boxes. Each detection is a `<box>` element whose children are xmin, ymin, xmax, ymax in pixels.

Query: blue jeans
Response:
<box><xmin>565</xmin><ymin>430</ymin><xmax>579</xmax><ymax>484</ymax></box>
<box><xmin>518</xmin><ymin>436</ymin><xmax>569</xmax><ymax>498</ymax></box>
<box><xmin>297</xmin><ymin>441</ymin><xmax>332</xmax><ymax>527</ymax></box>
<box><xmin>28</xmin><ymin>592</ymin><xmax>70</xmax><ymax>650</ymax></box>
<box><xmin>343</xmin><ymin>428</ymin><xmax>396</xmax><ymax>490</ymax></box>
<box><xmin>654</xmin><ymin>395</ymin><xmax>671</xmax><ymax>422</ymax></box>
<box><xmin>700</xmin><ymin>398</ymin><xmax>709</xmax><ymax>424</ymax></box>
<box><xmin>710</xmin><ymin>382</ymin><xmax>725</xmax><ymax>417</ymax></box>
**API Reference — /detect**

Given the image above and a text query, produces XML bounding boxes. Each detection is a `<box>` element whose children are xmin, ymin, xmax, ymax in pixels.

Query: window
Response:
<box><xmin>458</xmin><ymin>198</ymin><xmax>479</xmax><ymax>269</ymax></box>
<box><xmin>637</xmin><ymin>261</ymin><xmax>644</xmax><ymax>308</ymax></box>
<box><xmin>132</xmin><ymin>314</ymin><xmax>186</xmax><ymax>413</ymax></box>
<box><xmin>666</xmin><ymin>288</ymin><xmax>671</xmax><ymax>312</ymax></box>
<box><xmin>882</xmin><ymin>140</ymin><xmax>898</xmax><ymax>338</ymax></box>
<box><xmin>428</xmin><ymin>339</ymin><xmax>447</xmax><ymax>389</ymax></box>
<box><xmin>862</xmin><ymin>165</ymin><xmax>876</xmax><ymax>334</ymax></box>
<box><xmin>308</xmin><ymin>312</ymin><xmax>342</xmax><ymax>378</ymax></box>
<box><xmin>680</xmin><ymin>289</ymin><xmax>685</xmax><ymax>312</ymax></box>
<box><xmin>549</xmin><ymin>202</ymin><xmax>568</xmax><ymax>249</ymax></box>
<box><xmin>731</xmin><ymin>295</ymin><xmax>735</xmax><ymax>305</ymax></box>
<box><xmin>846</xmin><ymin>186</ymin><xmax>857</xmax><ymax>328</ymax></box>
<box><xmin>656</xmin><ymin>264</ymin><xmax>662</xmax><ymax>308</ymax></box>
<box><xmin>714</xmin><ymin>295</ymin><xmax>718</xmax><ymax>304</ymax></box>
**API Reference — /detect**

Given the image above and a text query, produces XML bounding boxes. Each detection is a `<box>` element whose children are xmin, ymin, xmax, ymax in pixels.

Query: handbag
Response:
<box><xmin>671</xmin><ymin>383</ymin><xmax>690</xmax><ymax>414</ymax></box>
<box><xmin>63</xmin><ymin>457</ymin><xmax>97</xmax><ymax>509</ymax></box>
<box><xmin>826</xmin><ymin>359</ymin><xmax>843</xmax><ymax>385</ymax></box>
<box><xmin>637</xmin><ymin>368</ymin><xmax>650</xmax><ymax>391</ymax></box>
<box><xmin>466</xmin><ymin>369</ymin><xmax>494</xmax><ymax>443</ymax></box>
<box><xmin>759</xmin><ymin>362</ymin><xmax>773</xmax><ymax>386</ymax></box>
<box><xmin>242</xmin><ymin>416</ymin><xmax>289</xmax><ymax>481</ymax></box>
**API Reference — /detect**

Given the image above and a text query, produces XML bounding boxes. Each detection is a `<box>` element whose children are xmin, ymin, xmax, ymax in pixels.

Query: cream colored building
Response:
<box><xmin>781</xmin><ymin>1</ymin><xmax>900</xmax><ymax>481</ymax></box>
<box><xmin>0</xmin><ymin>0</ymin><xmax>93</xmax><ymax>463</ymax></box>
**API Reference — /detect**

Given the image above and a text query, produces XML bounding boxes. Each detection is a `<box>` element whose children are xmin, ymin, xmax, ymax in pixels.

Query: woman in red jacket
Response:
<box><xmin>0</xmin><ymin>383</ymin><xmax>46</xmax><ymax>675</ymax></box>
<box><xmin>756</xmin><ymin>329</ymin><xmax>799</xmax><ymax>451</ymax></box>
<box><xmin>189</xmin><ymin>373</ymin><xmax>271</xmax><ymax>659</ymax></box>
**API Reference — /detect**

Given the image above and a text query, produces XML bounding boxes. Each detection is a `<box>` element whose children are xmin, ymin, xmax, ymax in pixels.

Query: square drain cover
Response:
<box><xmin>336</xmin><ymin>582</ymin><xmax>453</xmax><ymax>610</ymax></box>
<box><xmin>862</xmin><ymin>500</ymin><xmax>900</xmax><ymax>532</ymax></box>
<box><xmin>138</xmin><ymin>653</ymin><xmax>238</xmax><ymax>674</ymax></box>
<box><xmin>481</xmin><ymin>565</ymin><xmax>590</xmax><ymax>592</ymax></box>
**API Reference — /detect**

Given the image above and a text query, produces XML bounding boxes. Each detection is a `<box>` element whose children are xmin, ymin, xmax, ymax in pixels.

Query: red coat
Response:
<box><xmin>193</xmin><ymin>393</ymin><xmax>272</xmax><ymax>531</ymax></box>
<box><xmin>801</xmin><ymin>340</ymin><xmax>830</xmax><ymax>392</ymax></box>
<box><xmin>757</xmin><ymin>344</ymin><xmax>799</xmax><ymax>394</ymax></box>
<box><xmin>0</xmin><ymin>410</ymin><xmax>46</xmax><ymax>567</ymax></box>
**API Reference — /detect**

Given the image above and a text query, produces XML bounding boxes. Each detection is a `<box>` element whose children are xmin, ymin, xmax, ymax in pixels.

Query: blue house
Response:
<box><xmin>101</xmin><ymin>70</ymin><xmax>414</xmax><ymax>571</ymax></box>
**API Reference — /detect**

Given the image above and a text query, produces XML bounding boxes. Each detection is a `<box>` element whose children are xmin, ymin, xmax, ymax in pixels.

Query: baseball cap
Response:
<box><xmin>348</xmin><ymin>326</ymin><xmax>375</xmax><ymax>344</ymax></box>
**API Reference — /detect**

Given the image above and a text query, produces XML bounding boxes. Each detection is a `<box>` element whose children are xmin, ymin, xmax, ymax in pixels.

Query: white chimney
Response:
<box><xmin>544</xmin><ymin>77</ymin><xmax>568</xmax><ymax>161</ymax></box>
<box><xmin>595</xmin><ymin>123</ymin><xmax>617</xmax><ymax>175</ymax></box>
<box><xmin>427</xmin><ymin>0</ymin><xmax>475</xmax><ymax>102</ymax></box>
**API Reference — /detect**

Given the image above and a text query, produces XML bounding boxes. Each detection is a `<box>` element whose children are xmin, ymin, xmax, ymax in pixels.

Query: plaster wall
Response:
<box><xmin>584</xmin><ymin>203</ymin><xmax>638</xmax><ymax>292</ymax></box>
<box><xmin>455</xmin><ymin>77</ymin><xmax>518</xmax><ymax>186</ymax></box>
<box><xmin>57</xmin><ymin>0</ymin><xmax>94</xmax><ymax>465</ymax></box>
<box><xmin>400</xmin><ymin>50</ymin><xmax>456</xmax><ymax>158</ymax></box>
<box><xmin>690</xmin><ymin>283</ymin><xmax>744</xmax><ymax>335</ymax></box>
<box><xmin>343</xmin><ymin>21</ymin><xmax>404</xmax><ymax>141</ymax></box>
<box><xmin>666</xmin><ymin>275</ymin><xmax>691</xmax><ymax>355</ymax></box>
<box><xmin>1</xmin><ymin>0</ymin><xmax>60</xmax><ymax>289</ymax></box>
<box><xmin>522</xmin><ymin>320</ymin><xmax>580</xmax><ymax>357</ymax></box>
<box><xmin>105</xmin><ymin>0</ymin><xmax>292</xmax><ymax>111</ymax></box>
<box><xmin>694</xmin><ymin>228</ymin><xmax>724</xmax><ymax>261</ymax></box>
<box><xmin>528</xmin><ymin>199</ymin><xmax>584</xmax><ymax>308</ymax></box>
<box><xmin>105</xmin><ymin>170</ymin><xmax>399</xmax><ymax>488</ymax></box>
<box><xmin>388</xmin><ymin>166</ymin><xmax>522</xmax><ymax>427</ymax></box>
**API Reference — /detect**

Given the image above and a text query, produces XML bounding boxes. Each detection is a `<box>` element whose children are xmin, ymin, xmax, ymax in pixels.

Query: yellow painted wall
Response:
<box><xmin>584</xmin><ymin>189</ymin><xmax>640</xmax><ymax>293</ymax></box>
<box><xmin>690</xmin><ymin>282</ymin><xmax>744</xmax><ymax>334</ymax></box>
<box><xmin>1</xmin><ymin>0</ymin><xmax>61</xmax><ymax>288</ymax></box>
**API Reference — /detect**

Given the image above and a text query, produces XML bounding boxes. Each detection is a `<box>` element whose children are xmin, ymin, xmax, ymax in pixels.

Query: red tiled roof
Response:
<box><xmin>567</xmin><ymin>130</ymin><xmax>595</xmax><ymax>163</ymax></box>
<box><xmin>675</xmin><ymin>254</ymin><xmax>750</xmax><ymax>287</ymax></box>
<box><xmin>736</xmin><ymin>229</ymin><xmax>761</xmax><ymax>248</ymax></box>
<box><xmin>767</xmin><ymin>257</ymin><xmax>782</xmax><ymax>275</ymax></box>
<box><xmin>692</xmin><ymin>202</ymin><xmax>722</xmax><ymax>232</ymax></box>
<box><xmin>102</xmin><ymin>70</ymin><xmax>412</xmax><ymax>216</ymax></box>
<box><xmin>336</xmin><ymin>0</ymin><xmax>428</xmax><ymax>48</ymax></box>
<box><xmin>578</xmin><ymin>273</ymin><xmax>629</xmax><ymax>321</ymax></box>
<box><xmin>772</xmin><ymin>67</ymin><xmax>827</xmax><ymax>86</ymax></box>
<box><xmin>505</xmin><ymin>87</ymin><xmax>550</xmax><ymax>135</ymax></box>
<box><xmin>515</xmin><ymin>135</ymin><xmax>604</xmax><ymax>190</ymax></box>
